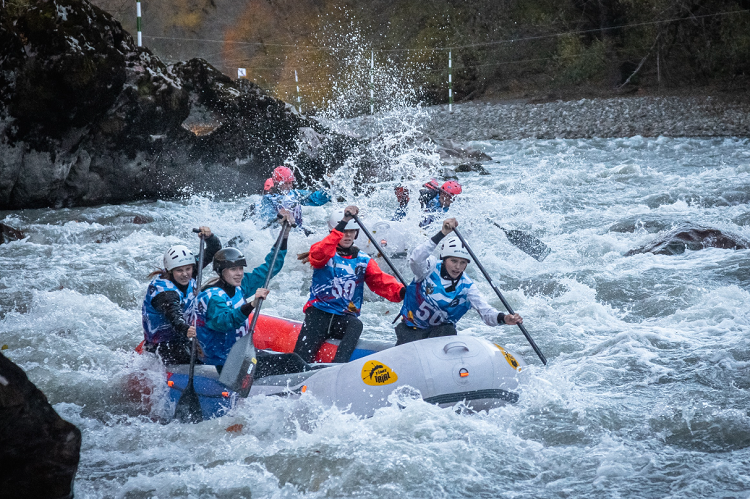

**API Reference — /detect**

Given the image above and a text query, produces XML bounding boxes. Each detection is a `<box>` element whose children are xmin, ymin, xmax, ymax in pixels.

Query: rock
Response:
<box><xmin>0</xmin><ymin>352</ymin><xmax>81</xmax><ymax>499</ymax></box>
<box><xmin>625</xmin><ymin>224</ymin><xmax>750</xmax><ymax>256</ymax></box>
<box><xmin>131</xmin><ymin>215</ymin><xmax>151</xmax><ymax>224</ymax></box>
<box><xmin>432</xmin><ymin>138</ymin><xmax>492</xmax><ymax>165</ymax></box>
<box><xmin>0</xmin><ymin>223</ymin><xmax>25</xmax><ymax>244</ymax></box>
<box><xmin>0</xmin><ymin>0</ymin><xmax>348</xmax><ymax>209</ymax></box>
<box><xmin>608</xmin><ymin>216</ymin><xmax>685</xmax><ymax>234</ymax></box>
<box><xmin>454</xmin><ymin>162</ymin><xmax>490</xmax><ymax>175</ymax></box>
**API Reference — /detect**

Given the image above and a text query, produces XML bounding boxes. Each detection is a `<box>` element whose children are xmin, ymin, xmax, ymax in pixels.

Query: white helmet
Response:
<box><xmin>163</xmin><ymin>245</ymin><xmax>195</xmax><ymax>271</ymax></box>
<box><xmin>327</xmin><ymin>209</ymin><xmax>359</xmax><ymax>231</ymax></box>
<box><xmin>439</xmin><ymin>236</ymin><xmax>471</xmax><ymax>263</ymax></box>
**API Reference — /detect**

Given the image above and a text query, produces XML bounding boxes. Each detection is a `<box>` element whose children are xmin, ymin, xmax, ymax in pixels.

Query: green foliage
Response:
<box><xmin>555</xmin><ymin>35</ymin><xmax>609</xmax><ymax>85</ymax></box>
<box><xmin>88</xmin><ymin>0</ymin><xmax>750</xmax><ymax>105</ymax></box>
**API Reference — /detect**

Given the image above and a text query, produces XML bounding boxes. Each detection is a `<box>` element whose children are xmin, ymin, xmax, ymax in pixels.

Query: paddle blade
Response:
<box><xmin>219</xmin><ymin>333</ymin><xmax>258</xmax><ymax>397</ymax></box>
<box><xmin>501</xmin><ymin>228</ymin><xmax>551</xmax><ymax>262</ymax></box>
<box><xmin>174</xmin><ymin>381</ymin><xmax>203</xmax><ymax>424</ymax></box>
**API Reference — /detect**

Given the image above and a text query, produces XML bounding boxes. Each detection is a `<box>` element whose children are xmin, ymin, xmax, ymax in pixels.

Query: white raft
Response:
<box><xmin>251</xmin><ymin>336</ymin><xmax>526</xmax><ymax>417</ymax></box>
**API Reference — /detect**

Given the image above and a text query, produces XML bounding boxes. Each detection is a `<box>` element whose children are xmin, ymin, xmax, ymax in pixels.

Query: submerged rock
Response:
<box><xmin>609</xmin><ymin>215</ymin><xmax>688</xmax><ymax>234</ymax></box>
<box><xmin>0</xmin><ymin>352</ymin><xmax>81</xmax><ymax>499</ymax></box>
<box><xmin>0</xmin><ymin>0</ymin><xmax>345</xmax><ymax>210</ymax></box>
<box><xmin>0</xmin><ymin>223</ymin><xmax>25</xmax><ymax>244</ymax></box>
<box><xmin>432</xmin><ymin>138</ymin><xmax>492</xmax><ymax>165</ymax></box>
<box><xmin>625</xmin><ymin>224</ymin><xmax>750</xmax><ymax>256</ymax></box>
<box><xmin>454</xmin><ymin>162</ymin><xmax>490</xmax><ymax>175</ymax></box>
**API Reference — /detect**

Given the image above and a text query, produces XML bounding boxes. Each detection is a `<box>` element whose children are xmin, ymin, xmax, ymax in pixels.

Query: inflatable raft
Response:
<box><xmin>134</xmin><ymin>314</ymin><xmax>527</xmax><ymax>420</ymax></box>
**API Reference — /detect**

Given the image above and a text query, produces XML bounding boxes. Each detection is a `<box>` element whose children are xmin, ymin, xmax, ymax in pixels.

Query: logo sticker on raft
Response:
<box><xmin>361</xmin><ymin>360</ymin><xmax>398</xmax><ymax>386</ymax></box>
<box><xmin>494</xmin><ymin>344</ymin><xmax>521</xmax><ymax>371</ymax></box>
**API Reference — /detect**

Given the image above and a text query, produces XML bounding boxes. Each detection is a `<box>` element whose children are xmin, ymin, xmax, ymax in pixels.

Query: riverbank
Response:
<box><xmin>421</xmin><ymin>95</ymin><xmax>750</xmax><ymax>141</ymax></box>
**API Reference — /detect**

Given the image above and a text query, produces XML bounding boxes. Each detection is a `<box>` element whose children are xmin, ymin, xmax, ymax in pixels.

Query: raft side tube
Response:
<box><xmin>300</xmin><ymin>336</ymin><xmax>526</xmax><ymax>418</ymax></box>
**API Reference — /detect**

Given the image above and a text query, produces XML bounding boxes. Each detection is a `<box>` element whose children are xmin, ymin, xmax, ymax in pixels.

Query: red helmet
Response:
<box><xmin>263</xmin><ymin>178</ymin><xmax>274</xmax><ymax>192</ymax></box>
<box><xmin>272</xmin><ymin>166</ymin><xmax>295</xmax><ymax>184</ymax></box>
<box><xmin>441</xmin><ymin>181</ymin><xmax>462</xmax><ymax>196</ymax></box>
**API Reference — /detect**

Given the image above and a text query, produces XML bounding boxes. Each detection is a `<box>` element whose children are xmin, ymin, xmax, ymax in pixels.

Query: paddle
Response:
<box><xmin>427</xmin><ymin>179</ymin><xmax>552</xmax><ymax>262</ymax></box>
<box><xmin>451</xmin><ymin>227</ymin><xmax>547</xmax><ymax>365</ymax></box>
<box><xmin>174</xmin><ymin>228</ymin><xmax>206</xmax><ymax>423</ymax></box>
<box><xmin>219</xmin><ymin>220</ymin><xmax>290</xmax><ymax>397</ymax></box>
<box><xmin>350</xmin><ymin>212</ymin><xmax>407</xmax><ymax>286</ymax></box>
<box><xmin>490</xmin><ymin>220</ymin><xmax>551</xmax><ymax>262</ymax></box>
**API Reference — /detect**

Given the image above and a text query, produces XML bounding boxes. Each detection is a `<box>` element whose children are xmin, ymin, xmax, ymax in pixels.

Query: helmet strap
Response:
<box><xmin>440</xmin><ymin>260</ymin><xmax>462</xmax><ymax>291</ymax></box>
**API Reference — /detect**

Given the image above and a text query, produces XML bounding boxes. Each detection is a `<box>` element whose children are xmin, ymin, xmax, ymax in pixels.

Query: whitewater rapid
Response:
<box><xmin>2</xmin><ymin>135</ymin><xmax>750</xmax><ymax>498</ymax></box>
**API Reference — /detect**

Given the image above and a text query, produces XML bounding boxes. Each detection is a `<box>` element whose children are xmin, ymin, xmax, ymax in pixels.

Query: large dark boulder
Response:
<box><xmin>0</xmin><ymin>0</ymin><xmax>344</xmax><ymax>209</ymax></box>
<box><xmin>0</xmin><ymin>352</ymin><xmax>81</xmax><ymax>499</ymax></box>
<box><xmin>625</xmin><ymin>224</ymin><xmax>750</xmax><ymax>256</ymax></box>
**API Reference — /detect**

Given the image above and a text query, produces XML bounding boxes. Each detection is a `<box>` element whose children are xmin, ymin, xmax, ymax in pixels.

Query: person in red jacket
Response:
<box><xmin>294</xmin><ymin>205</ymin><xmax>405</xmax><ymax>362</ymax></box>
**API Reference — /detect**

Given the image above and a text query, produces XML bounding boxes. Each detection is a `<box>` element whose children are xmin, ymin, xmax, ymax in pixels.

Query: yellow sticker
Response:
<box><xmin>361</xmin><ymin>360</ymin><xmax>398</xmax><ymax>386</ymax></box>
<box><xmin>494</xmin><ymin>344</ymin><xmax>521</xmax><ymax>371</ymax></box>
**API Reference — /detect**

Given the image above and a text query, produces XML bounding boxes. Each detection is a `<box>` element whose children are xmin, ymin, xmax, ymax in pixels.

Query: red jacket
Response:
<box><xmin>306</xmin><ymin>229</ymin><xmax>404</xmax><ymax>311</ymax></box>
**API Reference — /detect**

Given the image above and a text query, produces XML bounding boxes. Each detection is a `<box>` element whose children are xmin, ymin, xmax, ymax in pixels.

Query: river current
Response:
<box><xmin>2</xmin><ymin>131</ymin><xmax>750</xmax><ymax>497</ymax></box>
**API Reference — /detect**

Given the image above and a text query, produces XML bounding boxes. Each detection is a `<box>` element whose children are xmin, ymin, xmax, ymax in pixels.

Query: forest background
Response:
<box><xmin>88</xmin><ymin>0</ymin><xmax>750</xmax><ymax>113</ymax></box>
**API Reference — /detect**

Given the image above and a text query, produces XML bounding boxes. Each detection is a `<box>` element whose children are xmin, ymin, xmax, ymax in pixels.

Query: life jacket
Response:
<box><xmin>141</xmin><ymin>277</ymin><xmax>196</xmax><ymax>344</ymax></box>
<box><xmin>419</xmin><ymin>195</ymin><xmax>450</xmax><ymax>227</ymax></box>
<box><xmin>424</xmin><ymin>195</ymin><xmax>449</xmax><ymax>214</ymax></box>
<box><xmin>399</xmin><ymin>261</ymin><xmax>473</xmax><ymax>328</ymax></box>
<box><xmin>264</xmin><ymin>192</ymin><xmax>304</xmax><ymax>226</ymax></box>
<box><xmin>305</xmin><ymin>249</ymin><xmax>371</xmax><ymax>316</ymax></box>
<box><xmin>195</xmin><ymin>285</ymin><xmax>248</xmax><ymax>366</ymax></box>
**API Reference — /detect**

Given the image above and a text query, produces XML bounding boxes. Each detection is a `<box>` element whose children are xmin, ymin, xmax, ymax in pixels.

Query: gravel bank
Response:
<box><xmin>421</xmin><ymin>95</ymin><xmax>750</xmax><ymax>140</ymax></box>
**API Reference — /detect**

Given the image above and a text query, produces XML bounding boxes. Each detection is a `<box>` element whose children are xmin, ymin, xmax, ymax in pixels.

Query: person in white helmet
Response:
<box><xmin>396</xmin><ymin>218</ymin><xmax>523</xmax><ymax>345</ymax></box>
<box><xmin>294</xmin><ymin>205</ymin><xmax>405</xmax><ymax>363</ymax></box>
<box><xmin>141</xmin><ymin>226</ymin><xmax>221</xmax><ymax>364</ymax></box>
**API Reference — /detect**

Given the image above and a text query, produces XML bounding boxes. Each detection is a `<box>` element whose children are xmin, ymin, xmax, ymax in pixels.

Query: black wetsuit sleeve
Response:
<box><xmin>200</xmin><ymin>234</ymin><xmax>222</xmax><ymax>269</ymax></box>
<box><xmin>275</xmin><ymin>235</ymin><xmax>289</xmax><ymax>251</ymax></box>
<box><xmin>240</xmin><ymin>302</ymin><xmax>255</xmax><ymax>316</ymax></box>
<box><xmin>419</xmin><ymin>188</ymin><xmax>439</xmax><ymax>209</ymax></box>
<box><xmin>497</xmin><ymin>313</ymin><xmax>506</xmax><ymax>325</ymax></box>
<box><xmin>152</xmin><ymin>291</ymin><xmax>190</xmax><ymax>335</ymax></box>
<box><xmin>431</xmin><ymin>231</ymin><xmax>446</xmax><ymax>245</ymax></box>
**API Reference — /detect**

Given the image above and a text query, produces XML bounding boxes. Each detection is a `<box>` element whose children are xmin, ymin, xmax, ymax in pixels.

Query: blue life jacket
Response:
<box><xmin>261</xmin><ymin>189</ymin><xmax>331</xmax><ymax>227</ymax></box>
<box><xmin>306</xmin><ymin>250</ymin><xmax>371</xmax><ymax>316</ymax></box>
<box><xmin>195</xmin><ymin>286</ymin><xmax>248</xmax><ymax>366</ymax></box>
<box><xmin>399</xmin><ymin>261</ymin><xmax>473</xmax><ymax>328</ymax></box>
<box><xmin>419</xmin><ymin>196</ymin><xmax>450</xmax><ymax>228</ymax></box>
<box><xmin>262</xmin><ymin>192</ymin><xmax>304</xmax><ymax>226</ymax></box>
<box><xmin>141</xmin><ymin>277</ymin><xmax>196</xmax><ymax>344</ymax></box>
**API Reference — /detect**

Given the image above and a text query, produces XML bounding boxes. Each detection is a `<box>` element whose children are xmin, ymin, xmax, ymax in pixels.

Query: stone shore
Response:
<box><xmin>421</xmin><ymin>95</ymin><xmax>750</xmax><ymax>141</ymax></box>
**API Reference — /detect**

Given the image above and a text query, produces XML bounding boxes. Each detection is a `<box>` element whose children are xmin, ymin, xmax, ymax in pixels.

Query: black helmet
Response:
<box><xmin>213</xmin><ymin>248</ymin><xmax>247</xmax><ymax>273</ymax></box>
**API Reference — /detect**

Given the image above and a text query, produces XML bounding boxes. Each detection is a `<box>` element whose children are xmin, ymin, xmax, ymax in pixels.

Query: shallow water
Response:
<box><xmin>2</xmin><ymin>135</ymin><xmax>750</xmax><ymax>498</ymax></box>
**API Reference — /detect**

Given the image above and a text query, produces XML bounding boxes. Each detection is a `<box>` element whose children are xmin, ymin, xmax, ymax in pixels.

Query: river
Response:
<box><xmin>2</xmin><ymin>129</ymin><xmax>750</xmax><ymax>497</ymax></box>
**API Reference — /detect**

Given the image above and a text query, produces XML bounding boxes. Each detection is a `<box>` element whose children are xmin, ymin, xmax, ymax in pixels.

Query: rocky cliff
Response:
<box><xmin>0</xmin><ymin>0</ymin><xmax>344</xmax><ymax>209</ymax></box>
